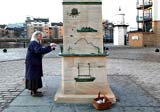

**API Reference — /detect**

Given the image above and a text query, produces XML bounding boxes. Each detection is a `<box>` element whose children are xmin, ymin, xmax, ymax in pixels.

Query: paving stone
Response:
<box><xmin>10</xmin><ymin>96</ymin><xmax>53</xmax><ymax>106</ymax></box>
<box><xmin>74</xmin><ymin>104</ymin><xmax>124</xmax><ymax>112</ymax></box>
<box><xmin>3</xmin><ymin>95</ymin><xmax>16</xmax><ymax>98</ymax></box>
<box><xmin>0</xmin><ymin>89</ymin><xmax>8</xmax><ymax>92</ymax></box>
<box><xmin>16</xmin><ymin>89</ymin><xmax>24</xmax><ymax>92</ymax></box>
<box><xmin>51</xmin><ymin>104</ymin><xmax>76</xmax><ymax>112</ymax></box>
<box><xmin>1</xmin><ymin>92</ymin><xmax>10</xmax><ymax>94</ymax></box>
<box><xmin>0</xmin><ymin>109</ymin><xmax>2</xmax><ymax>112</ymax></box>
<box><xmin>0</xmin><ymin>102</ymin><xmax>6</xmax><ymax>110</ymax></box>
<box><xmin>2</xmin><ymin>106</ymin><xmax>52</xmax><ymax>112</ymax></box>
<box><xmin>8</xmin><ymin>90</ymin><xmax>17</xmax><ymax>92</ymax></box>
<box><xmin>0</xmin><ymin>100</ymin><xmax>7</xmax><ymax>103</ymax></box>
<box><xmin>0</xmin><ymin>97</ymin><xmax>3</xmax><ymax>100</ymax></box>
<box><xmin>6</xmin><ymin>99</ymin><xmax>12</xmax><ymax>103</ymax></box>
<box><xmin>18</xmin><ymin>89</ymin><xmax>30</xmax><ymax>96</ymax></box>
<box><xmin>108</xmin><ymin>76</ymin><xmax>160</xmax><ymax>107</ymax></box>
<box><xmin>10</xmin><ymin>92</ymin><xmax>20</xmax><ymax>96</ymax></box>
<box><xmin>124</xmin><ymin>107</ymin><xmax>160</xmax><ymax>112</ymax></box>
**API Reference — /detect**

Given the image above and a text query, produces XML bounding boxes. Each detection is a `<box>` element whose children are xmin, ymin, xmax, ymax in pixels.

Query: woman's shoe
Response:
<box><xmin>31</xmin><ymin>91</ymin><xmax>42</xmax><ymax>95</ymax></box>
<box><xmin>31</xmin><ymin>92</ymin><xmax>43</xmax><ymax>97</ymax></box>
<box><xmin>31</xmin><ymin>91</ymin><xmax>43</xmax><ymax>97</ymax></box>
<box><xmin>36</xmin><ymin>91</ymin><xmax>42</xmax><ymax>94</ymax></box>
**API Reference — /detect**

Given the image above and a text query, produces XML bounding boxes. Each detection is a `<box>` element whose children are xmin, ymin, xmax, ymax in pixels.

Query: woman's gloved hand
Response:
<box><xmin>50</xmin><ymin>43</ymin><xmax>56</xmax><ymax>50</ymax></box>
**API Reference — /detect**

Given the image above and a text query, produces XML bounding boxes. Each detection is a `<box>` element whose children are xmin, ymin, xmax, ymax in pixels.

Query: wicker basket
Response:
<box><xmin>92</xmin><ymin>92</ymin><xmax>112</xmax><ymax>110</ymax></box>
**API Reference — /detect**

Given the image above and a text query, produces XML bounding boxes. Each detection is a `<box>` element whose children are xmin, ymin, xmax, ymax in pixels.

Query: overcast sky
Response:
<box><xmin>0</xmin><ymin>0</ymin><xmax>137</xmax><ymax>29</ymax></box>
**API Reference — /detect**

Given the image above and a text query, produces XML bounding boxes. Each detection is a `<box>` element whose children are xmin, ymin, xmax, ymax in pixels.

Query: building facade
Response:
<box><xmin>25</xmin><ymin>17</ymin><xmax>50</xmax><ymax>38</ymax></box>
<box><xmin>25</xmin><ymin>17</ymin><xmax>64</xmax><ymax>40</ymax></box>
<box><xmin>129</xmin><ymin>0</ymin><xmax>160</xmax><ymax>47</ymax></box>
<box><xmin>137</xmin><ymin>0</ymin><xmax>152</xmax><ymax>32</ymax></box>
<box><xmin>50</xmin><ymin>22</ymin><xmax>64</xmax><ymax>39</ymax></box>
<box><xmin>102</xmin><ymin>20</ymin><xmax>114</xmax><ymax>43</ymax></box>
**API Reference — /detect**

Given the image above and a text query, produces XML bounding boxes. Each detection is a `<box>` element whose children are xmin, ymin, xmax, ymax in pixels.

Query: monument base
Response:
<box><xmin>54</xmin><ymin>84</ymin><xmax>116</xmax><ymax>103</ymax></box>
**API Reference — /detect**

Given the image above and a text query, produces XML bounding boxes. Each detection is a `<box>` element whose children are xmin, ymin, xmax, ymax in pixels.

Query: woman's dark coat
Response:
<box><xmin>25</xmin><ymin>41</ymin><xmax>52</xmax><ymax>80</ymax></box>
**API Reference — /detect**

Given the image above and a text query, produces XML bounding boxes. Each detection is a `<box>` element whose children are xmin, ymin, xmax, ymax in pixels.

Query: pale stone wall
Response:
<box><xmin>63</xmin><ymin>2</ymin><xmax>103</xmax><ymax>54</ymax></box>
<box><xmin>114</xmin><ymin>26</ymin><xmax>127</xmax><ymax>45</ymax></box>
<box><xmin>113</xmin><ymin>27</ymin><xmax>119</xmax><ymax>45</ymax></box>
<box><xmin>61</xmin><ymin>56</ymin><xmax>108</xmax><ymax>94</ymax></box>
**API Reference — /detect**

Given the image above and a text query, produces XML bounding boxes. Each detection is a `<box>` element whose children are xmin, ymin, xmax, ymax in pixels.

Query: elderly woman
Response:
<box><xmin>25</xmin><ymin>31</ymin><xmax>56</xmax><ymax>97</ymax></box>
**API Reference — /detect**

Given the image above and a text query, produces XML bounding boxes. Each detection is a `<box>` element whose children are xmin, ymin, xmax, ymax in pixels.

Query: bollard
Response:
<box><xmin>3</xmin><ymin>49</ymin><xmax>7</xmax><ymax>53</ymax></box>
<box><xmin>155</xmin><ymin>48</ymin><xmax>159</xmax><ymax>52</ymax></box>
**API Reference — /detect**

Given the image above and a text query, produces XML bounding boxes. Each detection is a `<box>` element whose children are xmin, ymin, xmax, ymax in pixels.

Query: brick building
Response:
<box><xmin>51</xmin><ymin>22</ymin><xmax>63</xmax><ymax>39</ymax></box>
<box><xmin>25</xmin><ymin>17</ymin><xmax>50</xmax><ymax>38</ymax></box>
<box><xmin>25</xmin><ymin>17</ymin><xmax>64</xmax><ymax>40</ymax></box>
<box><xmin>128</xmin><ymin>0</ymin><xmax>160</xmax><ymax>47</ymax></box>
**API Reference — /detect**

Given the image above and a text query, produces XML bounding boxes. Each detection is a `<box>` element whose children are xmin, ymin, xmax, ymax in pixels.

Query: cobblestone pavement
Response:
<box><xmin>0</xmin><ymin>47</ymin><xmax>160</xmax><ymax>111</ymax></box>
<box><xmin>0</xmin><ymin>60</ymin><xmax>25</xmax><ymax>111</ymax></box>
<box><xmin>107</xmin><ymin>59</ymin><xmax>160</xmax><ymax>102</ymax></box>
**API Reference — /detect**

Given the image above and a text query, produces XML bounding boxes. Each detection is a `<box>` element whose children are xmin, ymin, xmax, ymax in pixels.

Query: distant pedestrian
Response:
<box><xmin>25</xmin><ymin>31</ymin><xmax>56</xmax><ymax>97</ymax></box>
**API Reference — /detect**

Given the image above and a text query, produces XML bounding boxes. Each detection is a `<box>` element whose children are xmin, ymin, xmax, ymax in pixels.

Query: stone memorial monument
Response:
<box><xmin>54</xmin><ymin>0</ymin><xmax>116</xmax><ymax>103</ymax></box>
